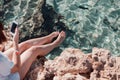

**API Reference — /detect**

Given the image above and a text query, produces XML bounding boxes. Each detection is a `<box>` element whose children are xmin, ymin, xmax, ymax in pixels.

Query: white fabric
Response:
<box><xmin>0</xmin><ymin>51</ymin><xmax>20</xmax><ymax>80</ymax></box>
<box><xmin>8</xmin><ymin>72</ymin><xmax>20</xmax><ymax>80</ymax></box>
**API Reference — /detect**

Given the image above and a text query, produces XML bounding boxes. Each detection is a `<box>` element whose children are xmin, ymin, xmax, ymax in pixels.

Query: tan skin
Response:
<box><xmin>1</xmin><ymin>27</ymin><xmax>65</xmax><ymax>80</ymax></box>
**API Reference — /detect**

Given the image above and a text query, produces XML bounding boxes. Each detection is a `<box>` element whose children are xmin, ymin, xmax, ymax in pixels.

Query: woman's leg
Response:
<box><xmin>19</xmin><ymin>31</ymin><xmax>65</xmax><ymax>80</ymax></box>
<box><xmin>4</xmin><ymin>32</ymin><xmax>59</xmax><ymax>60</ymax></box>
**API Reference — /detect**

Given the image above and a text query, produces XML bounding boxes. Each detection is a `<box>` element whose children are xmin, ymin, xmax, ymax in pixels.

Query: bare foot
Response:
<box><xmin>48</xmin><ymin>31</ymin><xmax>59</xmax><ymax>42</ymax></box>
<box><xmin>53</xmin><ymin>31</ymin><xmax>66</xmax><ymax>47</ymax></box>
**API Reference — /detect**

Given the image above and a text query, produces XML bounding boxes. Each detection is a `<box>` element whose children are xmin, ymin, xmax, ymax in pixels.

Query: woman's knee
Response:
<box><xmin>29</xmin><ymin>46</ymin><xmax>46</xmax><ymax>56</ymax></box>
<box><xmin>29</xmin><ymin>46</ymin><xmax>43</xmax><ymax>52</ymax></box>
<box><xmin>19</xmin><ymin>42</ymin><xmax>30</xmax><ymax>49</ymax></box>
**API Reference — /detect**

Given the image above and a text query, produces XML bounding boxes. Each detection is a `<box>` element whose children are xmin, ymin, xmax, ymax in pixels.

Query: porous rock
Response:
<box><xmin>24</xmin><ymin>48</ymin><xmax>120</xmax><ymax>80</ymax></box>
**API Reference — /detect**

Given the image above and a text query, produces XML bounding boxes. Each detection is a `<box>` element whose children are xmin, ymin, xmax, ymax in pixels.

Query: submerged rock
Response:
<box><xmin>24</xmin><ymin>48</ymin><xmax>120</xmax><ymax>80</ymax></box>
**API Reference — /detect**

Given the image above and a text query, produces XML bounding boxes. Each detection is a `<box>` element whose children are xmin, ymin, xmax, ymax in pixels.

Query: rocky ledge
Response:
<box><xmin>24</xmin><ymin>47</ymin><xmax>120</xmax><ymax>80</ymax></box>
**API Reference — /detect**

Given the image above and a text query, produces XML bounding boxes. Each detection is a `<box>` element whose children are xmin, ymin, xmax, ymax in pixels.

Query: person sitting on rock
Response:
<box><xmin>0</xmin><ymin>22</ymin><xmax>65</xmax><ymax>80</ymax></box>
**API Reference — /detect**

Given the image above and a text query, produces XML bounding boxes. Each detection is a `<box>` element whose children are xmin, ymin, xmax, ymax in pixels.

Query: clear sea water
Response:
<box><xmin>47</xmin><ymin>0</ymin><xmax>120</xmax><ymax>59</ymax></box>
<box><xmin>1</xmin><ymin>0</ymin><xmax>120</xmax><ymax>59</ymax></box>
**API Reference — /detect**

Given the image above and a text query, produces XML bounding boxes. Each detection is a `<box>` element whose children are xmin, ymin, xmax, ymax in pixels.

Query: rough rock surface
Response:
<box><xmin>2</xmin><ymin>0</ymin><xmax>66</xmax><ymax>43</ymax></box>
<box><xmin>24</xmin><ymin>48</ymin><xmax>120</xmax><ymax>80</ymax></box>
<box><xmin>1</xmin><ymin>0</ymin><xmax>45</xmax><ymax>42</ymax></box>
<box><xmin>19</xmin><ymin>0</ymin><xmax>45</xmax><ymax>41</ymax></box>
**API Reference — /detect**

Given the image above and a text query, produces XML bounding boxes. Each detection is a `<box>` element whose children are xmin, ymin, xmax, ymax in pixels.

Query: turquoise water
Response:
<box><xmin>1</xmin><ymin>0</ymin><xmax>120</xmax><ymax>59</ymax></box>
<box><xmin>46</xmin><ymin>0</ymin><xmax>120</xmax><ymax>58</ymax></box>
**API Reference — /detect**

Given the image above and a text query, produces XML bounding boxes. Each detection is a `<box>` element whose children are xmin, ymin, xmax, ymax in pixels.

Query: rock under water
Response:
<box><xmin>46</xmin><ymin>0</ymin><xmax>120</xmax><ymax>56</ymax></box>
